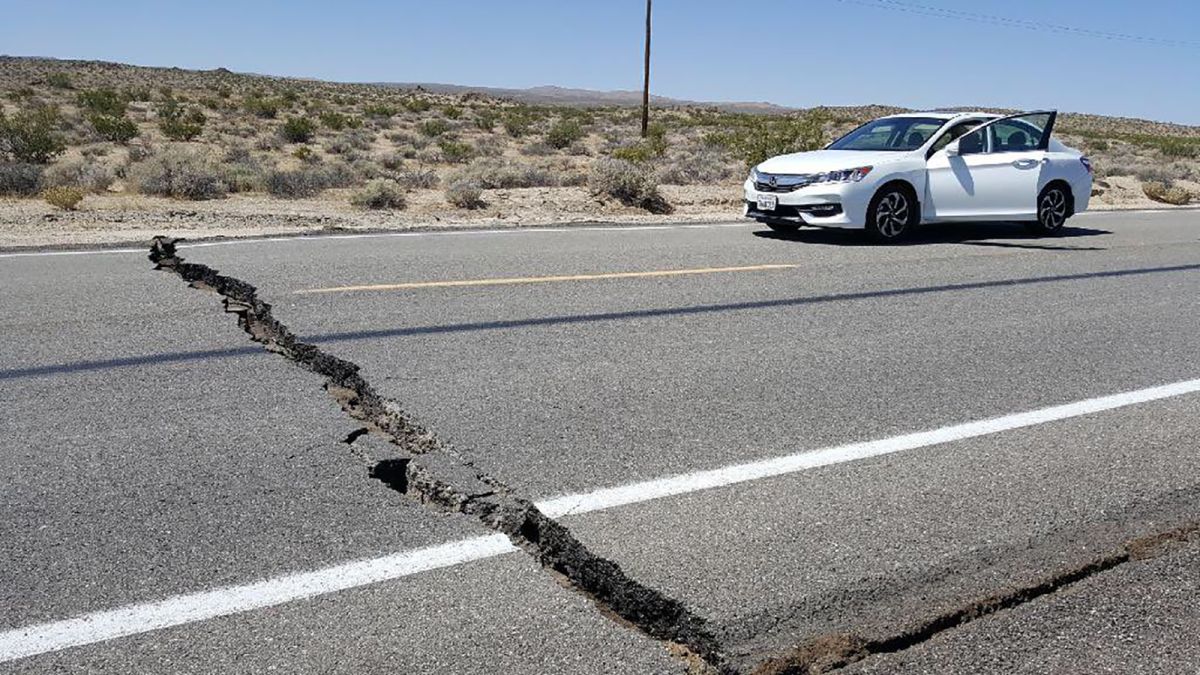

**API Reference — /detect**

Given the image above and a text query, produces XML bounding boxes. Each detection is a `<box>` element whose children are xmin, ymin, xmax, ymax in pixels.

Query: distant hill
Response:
<box><xmin>371</xmin><ymin>82</ymin><xmax>795</xmax><ymax>115</ymax></box>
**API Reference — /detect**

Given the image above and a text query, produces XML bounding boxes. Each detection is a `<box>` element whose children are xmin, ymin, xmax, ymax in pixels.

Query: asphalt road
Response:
<box><xmin>2</xmin><ymin>211</ymin><xmax>1199</xmax><ymax>673</ymax></box>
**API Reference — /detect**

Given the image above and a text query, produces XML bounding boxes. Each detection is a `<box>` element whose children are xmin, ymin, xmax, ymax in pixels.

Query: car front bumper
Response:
<box><xmin>742</xmin><ymin>179</ymin><xmax>871</xmax><ymax>229</ymax></box>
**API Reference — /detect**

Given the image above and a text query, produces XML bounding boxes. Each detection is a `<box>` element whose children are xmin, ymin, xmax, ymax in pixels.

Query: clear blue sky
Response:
<box><xmin>2</xmin><ymin>0</ymin><xmax>1198</xmax><ymax>124</ymax></box>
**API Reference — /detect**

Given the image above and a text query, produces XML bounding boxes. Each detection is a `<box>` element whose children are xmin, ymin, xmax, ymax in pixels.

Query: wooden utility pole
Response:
<box><xmin>641</xmin><ymin>0</ymin><xmax>652</xmax><ymax>137</ymax></box>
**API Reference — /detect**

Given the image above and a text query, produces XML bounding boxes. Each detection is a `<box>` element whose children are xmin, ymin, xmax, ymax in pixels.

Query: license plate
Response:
<box><xmin>756</xmin><ymin>194</ymin><xmax>778</xmax><ymax>211</ymax></box>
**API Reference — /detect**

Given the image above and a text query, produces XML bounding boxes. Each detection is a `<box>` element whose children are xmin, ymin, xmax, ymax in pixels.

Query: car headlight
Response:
<box><xmin>813</xmin><ymin>166</ymin><xmax>873</xmax><ymax>184</ymax></box>
<box><xmin>749</xmin><ymin>167</ymin><xmax>763</xmax><ymax>184</ymax></box>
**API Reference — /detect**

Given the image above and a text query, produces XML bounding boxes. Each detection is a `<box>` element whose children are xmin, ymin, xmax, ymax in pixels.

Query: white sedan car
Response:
<box><xmin>744</xmin><ymin>111</ymin><xmax>1093</xmax><ymax>241</ymax></box>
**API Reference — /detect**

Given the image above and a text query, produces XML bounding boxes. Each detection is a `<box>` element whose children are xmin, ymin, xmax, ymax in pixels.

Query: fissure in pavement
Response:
<box><xmin>750</xmin><ymin>522</ymin><xmax>1200</xmax><ymax>674</ymax></box>
<box><xmin>149</xmin><ymin>237</ymin><xmax>1197</xmax><ymax>674</ymax></box>
<box><xmin>147</xmin><ymin>237</ymin><xmax>732</xmax><ymax>674</ymax></box>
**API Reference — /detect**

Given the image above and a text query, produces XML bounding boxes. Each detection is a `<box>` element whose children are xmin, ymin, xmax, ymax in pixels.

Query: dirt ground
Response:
<box><xmin>0</xmin><ymin>181</ymin><xmax>1194</xmax><ymax>250</ymax></box>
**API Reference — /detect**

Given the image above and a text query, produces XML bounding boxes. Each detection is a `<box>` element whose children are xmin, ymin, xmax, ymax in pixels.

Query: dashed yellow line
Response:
<box><xmin>294</xmin><ymin>263</ymin><xmax>799</xmax><ymax>294</ymax></box>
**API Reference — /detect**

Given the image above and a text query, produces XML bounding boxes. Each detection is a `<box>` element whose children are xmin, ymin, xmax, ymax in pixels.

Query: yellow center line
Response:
<box><xmin>294</xmin><ymin>263</ymin><xmax>799</xmax><ymax>294</ymax></box>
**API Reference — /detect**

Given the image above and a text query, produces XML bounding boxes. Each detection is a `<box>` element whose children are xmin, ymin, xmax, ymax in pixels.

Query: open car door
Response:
<box><xmin>925</xmin><ymin>111</ymin><xmax>1058</xmax><ymax>221</ymax></box>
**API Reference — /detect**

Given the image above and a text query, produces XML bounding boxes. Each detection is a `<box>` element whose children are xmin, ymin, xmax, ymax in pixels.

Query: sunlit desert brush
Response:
<box><xmin>1</xmin><ymin>56</ymin><xmax>1197</xmax><ymax>213</ymax></box>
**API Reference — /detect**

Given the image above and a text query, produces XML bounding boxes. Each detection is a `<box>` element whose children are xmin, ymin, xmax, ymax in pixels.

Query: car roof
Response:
<box><xmin>882</xmin><ymin>111</ymin><xmax>999</xmax><ymax>121</ymax></box>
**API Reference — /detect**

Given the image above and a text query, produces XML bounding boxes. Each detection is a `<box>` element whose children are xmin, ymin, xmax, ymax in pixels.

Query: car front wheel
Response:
<box><xmin>867</xmin><ymin>186</ymin><xmax>916</xmax><ymax>242</ymax></box>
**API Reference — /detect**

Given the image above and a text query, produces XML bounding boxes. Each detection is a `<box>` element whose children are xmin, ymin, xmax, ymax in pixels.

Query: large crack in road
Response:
<box><xmin>147</xmin><ymin>237</ymin><xmax>732</xmax><ymax>674</ymax></box>
<box><xmin>148</xmin><ymin>236</ymin><xmax>1198</xmax><ymax>674</ymax></box>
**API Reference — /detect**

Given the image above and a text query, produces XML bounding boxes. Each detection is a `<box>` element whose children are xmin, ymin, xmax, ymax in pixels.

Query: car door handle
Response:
<box><xmin>1012</xmin><ymin>159</ymin><xmax>1040</xmax><ymax>169</ymax></box>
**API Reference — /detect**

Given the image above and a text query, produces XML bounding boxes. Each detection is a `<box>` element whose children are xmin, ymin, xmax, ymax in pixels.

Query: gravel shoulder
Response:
<box><xmin>2</xmin><ymin>181</ymin><xmax>1196</xmax><ymax>251</ymax></box>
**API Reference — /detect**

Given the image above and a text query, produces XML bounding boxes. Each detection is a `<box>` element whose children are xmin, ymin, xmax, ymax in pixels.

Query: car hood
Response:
<box><xmin>757</xmin><ymin>149</ymin><xmax>909</xmax><ymax>174</ymax></box>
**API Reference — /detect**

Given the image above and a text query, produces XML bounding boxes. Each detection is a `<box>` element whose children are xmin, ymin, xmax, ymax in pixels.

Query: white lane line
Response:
<box><xmin>3</xmin><ymin>376</ymin><xmax>1199</xmax><ymax>662</ymax></box>
<box><xmin>0</xmin><ymin>223</ymin><xmax>753</xmax><ymax>259</ymax></box>
<box><xmin>0</xmin><ymin>535</ymin><xmax>517</xmax><ymax>664</ymax></box>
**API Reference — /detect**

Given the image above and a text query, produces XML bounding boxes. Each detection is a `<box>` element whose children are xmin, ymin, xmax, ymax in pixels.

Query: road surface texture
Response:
<box><xmin>2</xmin><ymin>211</ymin><xmax>1198</xmax><ymax>673</ymax></box>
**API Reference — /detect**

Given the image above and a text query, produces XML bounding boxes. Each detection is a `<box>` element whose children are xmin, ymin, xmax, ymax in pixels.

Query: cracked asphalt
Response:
<box><xmin>2</xmin><ymin>212</ymin><xmax>1199</xmax><ymax>673</ymax></box>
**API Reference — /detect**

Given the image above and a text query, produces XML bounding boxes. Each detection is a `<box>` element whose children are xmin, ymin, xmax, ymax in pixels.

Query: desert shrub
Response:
<box><xmin>611</xmin><ymin>143</ymin><xmax>655</xmax><ymax>163</ymax></box>
<box><xmin>442</xmin><ymin>105</ymin><xmax>463</xmax><ymax>120</ymax></box>
<box><xmin>474</xmin><ymin>109</ymin><xmax>499</xmax><ymax>131</ymax></box>
<box><xmin>219</xmin><ymin>147</ymin><xmax>265</xmax><ymax>192</ymax></box>
<box><xmin>255</xmin><ymin>134</ymin><xmax>285</xmax><ymax>151</ymax></box>
<box><xmin>656</xmin><ymin>148</ymin><xmax>740</xmax><ymax>185</ymax></box>
<box><xmin>157</xmin><ymin>99</ymin><xmax>205</xmax><ymax>141</ymax></box>
<box><xmin>419</xmin><ymin>119</ymin><xmax>451</xmax><ymax>137</ymax></box>
<box><xmin>129</xmin><ymin>147</ymin><xmax>227</xmax><ymax>200</ymax></box>
<box><xmin>243</xmin><ymin>96</ymin><xmax>280</xmax><ymax>119</ymax></box>
<box><xmin>704</xmin><ymin>112</ymin><xmax>827</xmax><ymax>168</ymax></box>
<box><xmin>320</xmin><ymin>160</ymin><xmax>359</xmax><ymax>188</ymax></box>
<box><xmin>264</xmin><ymin>168</ymin><xmax>326</xmax><ymax>198</ymax></box>
<box><xmin>0</xmin><ymin>107</ymin><xmax>67</xmax><ymax>163</ymax></box>
<box><xmin>438</xmin><ymin>138</ymin><xmax>473</xmax><ymax>163</ymax></box>
<box><xmin>609</xmin><ymin>124</ymin><xmax>669</xmax><ymax>163</ymax></box>
<box><xmin>279</xmin><ymin>116</ymin><xmax>316</xmax><ymax>143</ymax></box>
<box><xmin>42</xmin><ymin>186</ymin><xmax>84</xmax><ymax>210</ymax></box>
<box><xmin>520</xmin><ymin>142</ymin><xmax>555</xmax><ymax>157</ymax></box>
<box><xmin>394</xmin><ymin>166</ymin><xmax>439</xmax><ymax>189</ymax></box>
<box><xmin>292</xmin><ymin>145</ymin><xmax>315</xmax><ymax>161</ymax></box>
<box><xmin>44</xmin><ymin>158</ymin><xmax>115</xmax><ymax>193</ymax></box>
<box><xmin>326</xmin><ymin>129</ymin><xmax>374</xmax><ymax>156</ymax></box>
<box><xmin>319</xmin><ymin>111</ymin><xmax>360</xmax><ymax>131</ymax></box>
<box><xmin>350</xmin><ymin>179</ymin><xmax>406</xmax><ymax>209</ymax></box>
<box><xmin>588</xmin><ymin>158</ymin><xmax>670</xmax><ymax>213</ymax></box>
<box><xmin>88</xmin><ymin>114</ymin><xmax>139</xmax><ymax>143</ymax></box>
<box><xmin>380</xmin><ymin>153</ymin><xmax>405</xmax><ymax>171</ymax></box>
<box><xmin>402</xmin><ymin>98</ymin><xmax>431</xmax><ymax>113</ymax></box>
<box><xmin>546</xmin><ymin>119</ymin><xmax>585</xmax><ymax>149</ymax></box>
<box><xmin>1133</xmin><ymin>165</ymin><xmax>1177</xmax><ymax>184</ymax></box>
<box><xmin>122</xmin><ymin>86</ymin><xmax>152</xmax><ymax>102</ymax></box>
<box><xmin>474</xmin><ymin>135</ymin><xmax>505</xmax><ymax>158</ymax></box>
<box><xmin>452</xmin><ymin>157</ymin><xmax>555</xmax><ymax>189</ymax></box>
<box><xmin>503</xmin><ymin>112</ymin><xmax>533</xmax><ymax>137</ymax></box>
<box><xmin>0</xmin><ymin>163</ymin><xmax>43</xmax><ymax>196</ymax></box>
<box><xmin>1142</xmin><ymin>181</ymin><xmax>1192</xmax><ymax>205</ymax></box>
<box><xmin>363</xmin><ymin>103</ymin><xmax>398</xmax><ymax>118</ymax></box>
<box><xmin>445</xmin><ymin>180</ymin><xmax>484</xmax><ymax>209</ymax></box>
<box><xmin>46</xmin><ymin>73</ymin><xmax>72</xmax><ymax>89</ymax></box>
<box><xmin>77</xmin><ymin>88</ymin><xmax>127</xmax><ymax>117</ymax></box>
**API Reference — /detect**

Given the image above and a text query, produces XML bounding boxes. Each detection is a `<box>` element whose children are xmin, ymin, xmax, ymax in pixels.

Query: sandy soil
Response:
<box><xmin>0</xmin><ymin>181</ymin><xmax>1193</xmax><ymax>250</ymax></box>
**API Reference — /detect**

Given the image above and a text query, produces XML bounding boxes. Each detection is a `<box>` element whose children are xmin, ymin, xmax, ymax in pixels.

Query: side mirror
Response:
<box><xmin>944</xmin><ymin>140</ymin><xmax>960</xmax><ymax>157</ymax></box>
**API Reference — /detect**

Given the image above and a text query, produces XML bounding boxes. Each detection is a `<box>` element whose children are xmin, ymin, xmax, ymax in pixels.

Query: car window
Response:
<box><xmin>828</xmin><ymin>117</ymin><xmax>949</xmax><ymax>151</ymax></box>
<box><xmin>930</xmin><ymin>120</ymin><xmax>982</xmax><ymax>154</ymax></box>
<box><xmin>989</xmin><ymin>116</ymin><xmax>1048</xmax><ymax>152</ymax></box>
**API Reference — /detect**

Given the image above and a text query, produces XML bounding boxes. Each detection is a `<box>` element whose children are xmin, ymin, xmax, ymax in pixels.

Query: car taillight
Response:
<box><xmin>1080</xmin><ymin>157</ymin><xmax>1093</xmax><ymax>175</ymax></box>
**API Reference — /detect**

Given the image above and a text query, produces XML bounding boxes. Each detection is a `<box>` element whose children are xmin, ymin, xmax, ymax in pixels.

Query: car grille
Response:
<box><xmin>754</xmin><ymin>173</ymin><xmax>816</xmax><ymax>193</ymax></box>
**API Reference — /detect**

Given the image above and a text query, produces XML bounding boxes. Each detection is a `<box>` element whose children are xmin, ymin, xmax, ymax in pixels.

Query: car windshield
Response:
<box><xmin>828</xmin><ymin>117</ymin><xmax>949</xmax><ymax>151</ymax></box>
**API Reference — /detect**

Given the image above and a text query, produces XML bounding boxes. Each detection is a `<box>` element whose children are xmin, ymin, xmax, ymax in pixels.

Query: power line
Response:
<box><xmin>832</xmin><ymin>0</ymin><xmax>1200</xmax><ymax>49</ymax></box>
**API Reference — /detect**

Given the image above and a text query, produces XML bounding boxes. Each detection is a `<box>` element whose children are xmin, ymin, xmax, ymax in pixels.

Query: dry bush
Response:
<box><xmin>44</xmin><ymin>158</ymin><xmax>115</xmax><ymax>193</ymax></box>
<box><xmin>0</xmin><ymin>163</ymin><xmax>45</xmax><ymax>196</ymax></box>
<box><xmin>445</xmin><ymin>180</ymin><xmax>484</xmax><ymax>209</ymax></box>
<box><xmin>453</xmin><ymin>157</ymin><xmax>555</xmax><ymax>189</ymax></box>
<box><xmin>656</xmin><ymin>147</ymin><xmax>740</xmax><ymax>185</ymax></box>
<box><xmin>588</xmin><ymin>158</ymin><xmax>670</xmax><ymax>213</ymax></box>
<box><xmin>265</xmin><ymin>167</ymin><xmax>326</xmax><ymax>198</ymax></box>
<box><xmin>129</xmin><ymin>146</ymin><xmax>227</xmax><ymax>200</ymax></box>
<box><xmin>279</xmin><ymin>116</ymin><xmax>316</xmax><ymax>143</ymax></box>
<box><xmin>350</xmin><ymin>179</ymin><xmax>406</xmax><ymax>210</ymax></box>
<box><xmin>393</xmin><ymin>165</ymin><xmax>439</xmax><ymax>189</ymax></box>
<box><xmin>545</xmin><ymin>119</ymin><xmax>584</xmax><ymax>149</ymax></box>
<box><xmin>42</xmin><ymin>185</ymin><xmax>84</xmax><ymax>210</ymax></box>
<box><xmin>0</xmin><ymin>106</ymin><xmax>67</xmax><ymax>163</ymax></box>
<box><xmin>1142</xmin><ymin>181</ymin><xmax>1192</xmax><ymax>205</ymax></box>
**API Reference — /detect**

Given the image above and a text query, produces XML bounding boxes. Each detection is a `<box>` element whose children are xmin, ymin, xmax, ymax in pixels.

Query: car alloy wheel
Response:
<box><xmin>874</xmin><ymin>190</ymin><xmax>910</xmax><ymax>239</ymax></box>
<box><xmin>1039</xmin><ymin>188</ymin><xmax>1067</xmax><ymax>231</ymax></box>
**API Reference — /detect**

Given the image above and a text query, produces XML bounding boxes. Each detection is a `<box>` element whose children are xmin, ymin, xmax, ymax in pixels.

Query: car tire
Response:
<box><xmin>764</xmin><ymin>220</ymin><xmax>800</xmax><ymax>235</ymax></box>
<box><xmin>866</xmin><ymin>185</ymin><xmax>917</xmax><ymax>242</ymax></box>
<box><xmin>1029</xmin><ymin>184</ymin><xmax>1070</xmax><ymax>234</ymax></box>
